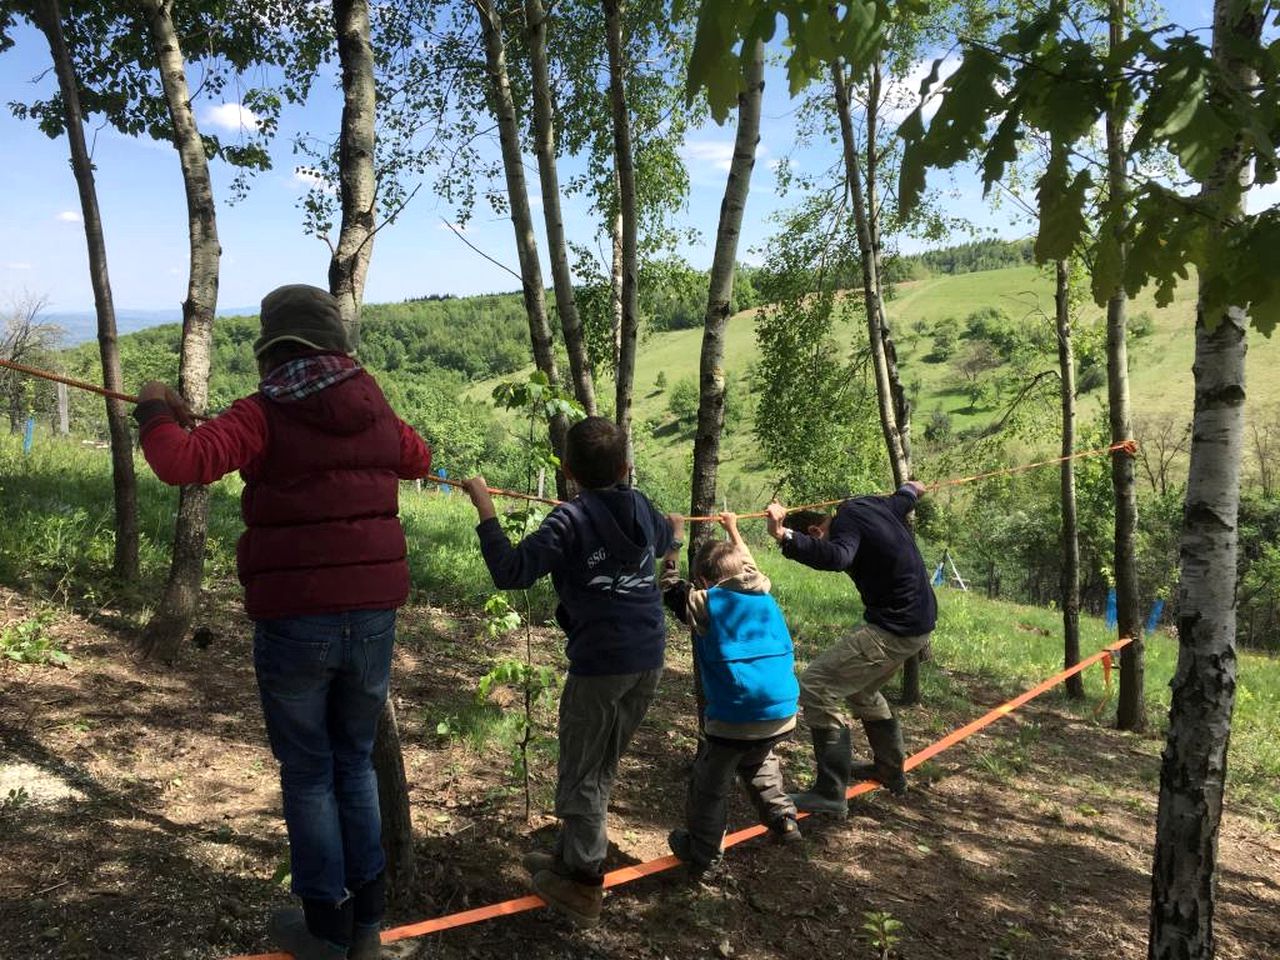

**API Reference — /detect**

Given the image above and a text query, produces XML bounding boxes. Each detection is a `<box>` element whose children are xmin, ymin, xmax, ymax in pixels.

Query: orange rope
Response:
<box><xmin>0</xmin><ymin>357</ymin><xmax>212</xmax><ymax>421</ymax></box>
<box><xmin>225</xmin><ymin>636</ymin><xmax>1133</xmax><ymax>960</ymax></box>
<box><xmin>0</xmin><ymin>356</ymin><xmax>1136</xmax><ymax>520</ymax></box>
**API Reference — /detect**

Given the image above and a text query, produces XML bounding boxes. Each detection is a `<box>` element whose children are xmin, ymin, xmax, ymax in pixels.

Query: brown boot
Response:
<box><xmin>531</xmin><ymin>869</ymin><xmax>602</xmax><ymax>927</ymax></box>
<box><xmin>521</xmin><ymin>850</ymin><xmax>558</xmax><ymax>875</ymax></box>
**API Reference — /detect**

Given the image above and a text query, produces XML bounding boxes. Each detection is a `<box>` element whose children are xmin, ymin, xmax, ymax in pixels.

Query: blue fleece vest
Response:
<box><xmin>698</xmin><ymin>589</ymin><xmax>799</xmax><ymax>724</ymax></box>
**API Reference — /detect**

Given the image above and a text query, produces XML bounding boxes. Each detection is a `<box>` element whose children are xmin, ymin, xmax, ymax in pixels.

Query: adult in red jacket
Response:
<box><xmin>134</xmin><ymin>285</ymin><xmax>432</xmax><ymax>960</ymax></box>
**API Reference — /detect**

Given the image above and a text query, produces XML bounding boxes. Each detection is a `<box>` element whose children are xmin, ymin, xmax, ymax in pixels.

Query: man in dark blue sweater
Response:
<box><xmin>764</xmin><ymin>482</ymin><xmax>936</xmax><ymax>813</ymax></box>
<box><xmin>462</xmin><ymin>416</ymin><xmax>675</xmax><ymax>926</ymax></box>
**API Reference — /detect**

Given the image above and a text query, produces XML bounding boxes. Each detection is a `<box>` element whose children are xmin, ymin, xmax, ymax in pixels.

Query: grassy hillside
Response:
<box><xmin>469</xmin><ymin>264</ymin><xmax>1280</xmax><ymax>504</ymax></box>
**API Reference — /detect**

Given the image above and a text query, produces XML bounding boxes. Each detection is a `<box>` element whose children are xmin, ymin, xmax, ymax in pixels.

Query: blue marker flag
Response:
<box><xmin>22</xmin><ymin>415</ymin><xmax>35</xmax><ymax>455</ymax></box>
<box><xmin>1145</xmin><ymin>599</ymin><xmax>1165</xmax><ymax>635</ymax></box>
<box><xmin>437</xmin><ymin>467</ymin><xmax>450</xmax><ymax>495</ymax></box>
<box><xmin>931</xmin><ymin>561</ymin><xmax>945</xmax><ymax>587</ymax></box>
<box><xmin>1105</xmin><ymin>588</ymin><xmax>1117</xmax><ymax>630</ymax></box>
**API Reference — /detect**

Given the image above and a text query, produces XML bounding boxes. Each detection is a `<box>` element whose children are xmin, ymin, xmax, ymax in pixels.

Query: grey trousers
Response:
<box><xmin>685</xmin><ymin>734</ymin><xmax>796</xmax><ymax>867</ymax></box>
<box><xmin>553</xmin><ymin>668</ymin><xmax>662</xmax><ymax>880</ymax></box>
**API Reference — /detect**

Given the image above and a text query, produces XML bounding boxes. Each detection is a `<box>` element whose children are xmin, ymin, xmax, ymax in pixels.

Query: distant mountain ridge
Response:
<box><xmin>47</xmin><ymin>307</ymin><xmax>258</xmax><ymax>346</ymax></box>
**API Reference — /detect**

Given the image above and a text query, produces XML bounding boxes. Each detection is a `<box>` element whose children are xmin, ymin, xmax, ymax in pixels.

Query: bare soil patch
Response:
<box><xmin>2</xmin><ymin>586</ymin><xmax>1276</xmax><ymax>960</ymax></box>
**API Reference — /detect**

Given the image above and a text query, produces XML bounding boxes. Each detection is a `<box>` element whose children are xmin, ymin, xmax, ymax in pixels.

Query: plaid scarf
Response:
<box><xmin>261</xmin><ymin>353</ymin><xmax>361</xmax><ymax>402</ymax></box>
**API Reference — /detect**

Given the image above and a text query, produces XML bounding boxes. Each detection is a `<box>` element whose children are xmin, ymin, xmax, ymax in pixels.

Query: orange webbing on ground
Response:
<box><xmin>224</xmin><ymin>637</ymin><xmax>1133</xmax><ymax>960</ymax></box>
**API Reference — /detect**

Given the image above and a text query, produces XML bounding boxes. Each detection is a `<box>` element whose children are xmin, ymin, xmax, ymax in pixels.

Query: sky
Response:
<box><xmin>0</xmin><ymin>1</ymin><xmax>1262</xmax><ymax>318</ymax></box>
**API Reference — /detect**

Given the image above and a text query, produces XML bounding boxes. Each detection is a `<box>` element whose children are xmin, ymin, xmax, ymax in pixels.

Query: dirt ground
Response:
<box><xmin>1</xmin><ymin>585</ymin><xmax>1277</xmax><ymax>960</ymax></box>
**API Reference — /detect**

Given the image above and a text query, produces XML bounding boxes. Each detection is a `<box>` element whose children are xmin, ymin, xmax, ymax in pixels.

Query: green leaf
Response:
<box><xmin>980</xmin><ymin>109</ymin><xmax>1022</xmax><ymax>195</ymax></box>
<box><xmin>897</xmin><ymin>106</ymin><xmax>928</xmax><ymax>217</ymax></box>
<box><xmin>1034</xmin><ymin>145</ymin><xmax>1092</xmax><ymax>263</ymax></box>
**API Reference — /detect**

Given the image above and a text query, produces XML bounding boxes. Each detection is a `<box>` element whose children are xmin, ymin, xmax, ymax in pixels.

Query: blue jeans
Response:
<box><xmin>253</xmin><ymin>609</ymin><xmax>396</xmax><ymax>904</ymax></box>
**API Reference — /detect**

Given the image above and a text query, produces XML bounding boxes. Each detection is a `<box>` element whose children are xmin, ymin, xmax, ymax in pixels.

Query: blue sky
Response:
<box><xmin>0</xmin><ymin>2</ymin><xmax>1251</xmax><ymax>315</ymax></box>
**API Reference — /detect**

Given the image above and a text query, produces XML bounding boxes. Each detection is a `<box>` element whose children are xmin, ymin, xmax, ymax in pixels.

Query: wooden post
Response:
<box><xmin>56</xmin><ymin>381</ymin><xmax>69</xmax><ymax>435</ymax></box>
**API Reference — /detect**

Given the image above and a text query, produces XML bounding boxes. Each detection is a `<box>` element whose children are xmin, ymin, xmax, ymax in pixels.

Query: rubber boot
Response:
<box><xmin>350</xmin><ymin>873</ymin><xmax>385</xmax><ymax>960</ymax></box>
<box><xmin>787</xmin><ymin>726</ymin><xmax>852</xmax><ymax>818</ymax></box>
<box><xmin>849</xmin><ymin>716</ymin><xmax>908</xmax><ymax>796</ymax></box>
<box><xmin>268</xmin><ymin>899</ymin><xmax>351</xmax><ymax>960</ymax></box>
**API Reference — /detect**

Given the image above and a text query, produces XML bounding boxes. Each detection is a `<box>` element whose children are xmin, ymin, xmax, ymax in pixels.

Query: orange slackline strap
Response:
<box><xmin>0</xmin><ymin>356</ymin><xmax>1137</xmax><ymax>522</ymax></box>
<box><xmin>224</xmin><ymin>637</ymin><xmax>1133</xmax><ymax>960</ymax></box>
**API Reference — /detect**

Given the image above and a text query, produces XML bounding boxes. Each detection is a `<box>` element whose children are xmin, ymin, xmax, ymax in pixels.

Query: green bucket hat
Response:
<box><xmin>253</xmin><ymin>284</ymin><xmax>351</xmax><ymax>357</ymax></box>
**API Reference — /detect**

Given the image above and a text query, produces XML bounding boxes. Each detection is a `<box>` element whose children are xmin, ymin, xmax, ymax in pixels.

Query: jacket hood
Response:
<box><xmin>577</xmin><ymin>487</ymin><xmax>654</xmax><ymax>569</ymax></box>
<box><xmin>263</xmin><ymin>367</ymin><xmax>386</xmax><ymax>436</ymax></box>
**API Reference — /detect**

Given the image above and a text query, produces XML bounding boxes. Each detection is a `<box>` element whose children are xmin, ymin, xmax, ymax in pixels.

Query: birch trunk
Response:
<box><xmin>603</xmin><ymin>0</ymin><xmax>638</xmax><ymax>464</ymax></box>
<box><xmin>34</xmin><ymin>0</ymin><xmax>139</xmax><ymax>583</ymax></box>
<box><xmin>1148</xmin><ymin>4</ymin><xmax>1258</xmax><ymax>954</ymax></box>
<box><xmin>831</xmin><ymin>60</ymin><xmax>909</xmax><ymax>488</ymax></box>
<box><xmin>329</xmin><ymin>0</ymin><xmax>377</xmax><ymax>352</ymax></box>
<box><xmin>476</xmin><ymin>0</ymin><xmax>568</xmax><ymax>479</ymax></box>
<box><xmin>832</xmin><ymin>60</ymin><xmax>919</xmax><ymax>703</ymax></box>
<box><xmin>610</xmin><ymin>202</ymin><xmax>624</xmax><ymax>375</ymax></box>
<box><xmin>1056</xmin><ymin>260</ymin><xmax>1083</xmax><ymax>700</ymax></box>
<box><xmin>137</xmin><ymin>0</ymin><xmax>219</xmax><ymax>662</ymax></box>
<box><xmin>525</xmin><ymin>0</ymin><xmax>597</xmax><ymax>416</ymax></box>
<box><xmin>1105</xmin><ymin>0</ymin><xmax>1145</xmax><ymax>731</ymax></box>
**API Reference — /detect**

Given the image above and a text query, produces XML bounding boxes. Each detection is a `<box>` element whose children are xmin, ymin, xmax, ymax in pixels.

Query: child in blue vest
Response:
<box><xmin>461</xmin><ymin>416</ymin><xmax>675</xmax><ymax>926</ymax></box>
<box><xmin>661</xmin><ymin>512</ymin><xmax>801</xmax><ymax>877</ymax></box>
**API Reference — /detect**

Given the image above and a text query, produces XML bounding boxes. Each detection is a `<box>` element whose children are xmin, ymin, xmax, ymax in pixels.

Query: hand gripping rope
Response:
<box><xmin>0</xmin><ymin>357</ymin><xmax>1138</xmax><ymax>523</ymax></box>
<box><xmin>224</xmin><ymin>638</ymin><xmax>1133</xmax><ymax>959</ymax></box>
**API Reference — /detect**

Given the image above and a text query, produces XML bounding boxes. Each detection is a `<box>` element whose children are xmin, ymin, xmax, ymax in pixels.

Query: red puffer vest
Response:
<box><xmin>236</xmin><ymin>370</ymin><xmax>409</xmax><ymax>619</ymax></box>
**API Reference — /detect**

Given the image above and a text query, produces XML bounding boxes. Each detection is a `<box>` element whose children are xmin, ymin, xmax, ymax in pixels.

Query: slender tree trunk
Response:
<box><xmin>1105</xmin><ymin>0</ymin><xmax>1145</xmax><ymax>731</ymax></box>
<box><xmin>831</xmin><ymin>59</ymin><xmax>919</xmax><ymax>703</ymax></box>
<box><xmin>329</xmin><ymin>0</ymin><xmax>415</xmax><ymax>896</ymax></box>
<box><xmin>603</xmin><ymin>0</ymin><xmax>638</xmax><ymax>465</ymax></box>
<box><xmin>372</xmin><ymin>692</ymin><xmax>415</xmax><ymax>897</ymax></box>
<box><xmin>329</xmin><ymin>0</ymin><xmax>377</xmax><ymax>352</ymax></box>
<box><xmin>1149</xmin><ymin>4</ymin><xmax>1258</xmax><ymax>955</ymax></box>
<box><xmin>476</xmin><ymin>0</ymin><xmax>568</xmax><ymax>479</ymax></box>
<box><xmin>866</xmin><ymin>61</ymin><xmax>912</xmax><ymax>473</ymax></box>
<box><xmin>610</xmin><ymin>201</ymin><xmax>624</xmax><ymax>376</ymax></box>
<box><xmin>137</xmin><ymin>0</ymin><xmax>219</xmax><ymax>662</ymax></box>
<box><xmin>524</xmin><ymin>0</ymin><xmax>597</xmax><ymax>416</ymax></box>
<box><xmin>34</xmin><ymin>0</ymin><xmax>139</xmax><ymax>584</ymax></box>
<box><xmin>686</xmin><ymin>41</ymin><xmax>764</xmax><ymax>725</ymax></box>
<box><xmin>1056</xmin><ymin>260</ymin><xmax>1084</xmax><ymax>700</ymax></box>
<box><xmin>831</xmin><ymin>60</ymin><xmax>909</xmax><ymax>487</ymax></box>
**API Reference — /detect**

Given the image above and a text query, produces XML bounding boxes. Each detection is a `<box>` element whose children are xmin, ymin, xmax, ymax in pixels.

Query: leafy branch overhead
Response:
<box><xmin>894</xmin><ymin>1</ymin><xmax>1280</xmax><ymax>333</ymax></box>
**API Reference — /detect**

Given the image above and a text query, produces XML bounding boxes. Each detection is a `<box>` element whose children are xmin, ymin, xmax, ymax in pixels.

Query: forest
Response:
<box><xmin>0</xmin><ymin>1</ymin><xmax>1277</xmax><ymax>960</ymax></box>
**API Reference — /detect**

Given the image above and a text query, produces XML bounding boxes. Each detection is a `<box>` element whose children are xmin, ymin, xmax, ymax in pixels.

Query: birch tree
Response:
<box><xmin>1056</xmin><ymin>259</ymin><xmax>1084</xmax><ymax>700</ymax></box>
<box><xmin>330</xmin><ymin>0</ymin><xmax>377</xmax><ymax>351</ymax></box>
<box><xmin>16</xmin><ymin>0</ymin><xmax>140</xmax><ymax>583</ymax></box>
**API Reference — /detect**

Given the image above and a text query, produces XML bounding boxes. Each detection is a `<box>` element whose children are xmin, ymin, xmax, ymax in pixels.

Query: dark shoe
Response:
<box><xmin>267</xmin><ymin>907</ymin><xmax>350</xmax><ymax>960</ymax></box>
<box><xmin>521</xmin><ymin>850</ymin><xmax>559</xmax><ymax>876</ymax></box>
<box><xmin>350</xmin><ymin>923</ymin><xmax>382</xmax><ymax>960</ymax></box>
<box><xmin>768</xmin><ymin>816</ymin><xmax>802</xmax><ymax>846</ymax></box>
<box><xmin>788</xmin><ymin>726</ymin><xmax>852</xmax><ymax>818</ymax></box>
<box><xmin>851</xmin><ymin>716</ymin><xmax>908</xmax><ymax>796</ymax></box>
<box><xmin>531</xmin><ymin>869</ymin><xmax>602</xmax><ymax>927</ymax></box>
<box><xmin>668</xmin><ymin>828</ymin><xmax>723</xmax><ymax>880</ymax></box>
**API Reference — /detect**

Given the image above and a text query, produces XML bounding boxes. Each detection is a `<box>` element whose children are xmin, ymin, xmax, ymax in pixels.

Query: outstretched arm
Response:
<box><xmin>888</xmin><ymin>480</ymin><xmax>926</xmax><ymax>519</ymax></box>
<box><xmin>135</xmin><ymin>388</ymin><xmax>267</xmax><ymax>485</ymax></box>
<box><xmin>464</xmin><ymin>477</ymin><xmax>570</xmax><ymax>590</ymax></box>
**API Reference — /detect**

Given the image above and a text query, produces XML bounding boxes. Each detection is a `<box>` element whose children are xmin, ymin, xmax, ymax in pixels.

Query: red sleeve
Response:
<box><xmin>396</xmin><ymin>418</ymin><xmax>432</xmax><ymax>480</ymax></box>
<box><xmin>139</xmin><ymin>396</ymin><xmax>269</xmax><ymax>486</ymax></box>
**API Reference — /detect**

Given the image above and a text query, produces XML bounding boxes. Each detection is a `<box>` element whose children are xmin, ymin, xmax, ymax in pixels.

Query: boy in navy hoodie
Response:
<box><xmin>660</xmin><ymin>512</ymin><xmax>800</xmax><ymax>878</ymax></box>
<box><xmin>461</xmin><ymin>416</ymin><xmax>675</xmax><ymax>926</ymax></box>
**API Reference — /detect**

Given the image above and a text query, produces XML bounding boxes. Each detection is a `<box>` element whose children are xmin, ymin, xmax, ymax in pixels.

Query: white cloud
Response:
<box><xmin>56</xmin><ymin>210</ymin><xmax>81</xmax><ymax>223</ymax></box>
<box><xmin>681</xmin><ymin>139</ymin><xmax>769</xmax><ymax>174</ymax></box>
<box><xmin>203</xmin><ymin>102</ymin><xmax>263</xmax><ymax>134</ymax></box>
<box><xmin>4</xmin><ymin>261</ymin><xmax>32</xmax><ymax>270</ymax></box>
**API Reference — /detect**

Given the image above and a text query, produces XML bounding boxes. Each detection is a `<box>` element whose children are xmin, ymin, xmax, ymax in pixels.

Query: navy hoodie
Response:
<box><xmin>476</xmin><ymin>486</ymin><xmax>673</xmax><ymax>675</ymax></box>
<box><xmin>781</xmin><ymin>485</ymin><xmax>937</xmax><ymax>637</ymax></box>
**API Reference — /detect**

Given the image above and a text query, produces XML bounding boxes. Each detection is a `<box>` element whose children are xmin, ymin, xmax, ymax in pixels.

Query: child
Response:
<box><xmin>133</xmin><ymin>284</ymin><xmax>433</xmax><ymax>960</ymax></box>
<box><xmin>764</xmin><ymin>481</ymin><xmax>934</xmax><ymax>812</ymax></box>
<box><xmin>460</xmin><ymin>416</ymin><xmax>675</xmax><ymax>927</ymax></box>
<box><xmin>660</xmin><ymin>512</ymin><xmax>801</xmax><ymax>877</ymax></box>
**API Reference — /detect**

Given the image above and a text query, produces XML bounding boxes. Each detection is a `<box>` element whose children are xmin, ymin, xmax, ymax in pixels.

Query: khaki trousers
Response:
<box><xmin>799</xmin><ymin>623</ymin><xmax>931</xmax><ymax>727</ymax></box>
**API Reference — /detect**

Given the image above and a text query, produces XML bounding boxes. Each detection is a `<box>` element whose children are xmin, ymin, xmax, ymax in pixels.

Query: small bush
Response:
<box><xmin>1</xmin><ymin>612</ymin><xmax>69</xmax><ymax>666</ymax></box>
